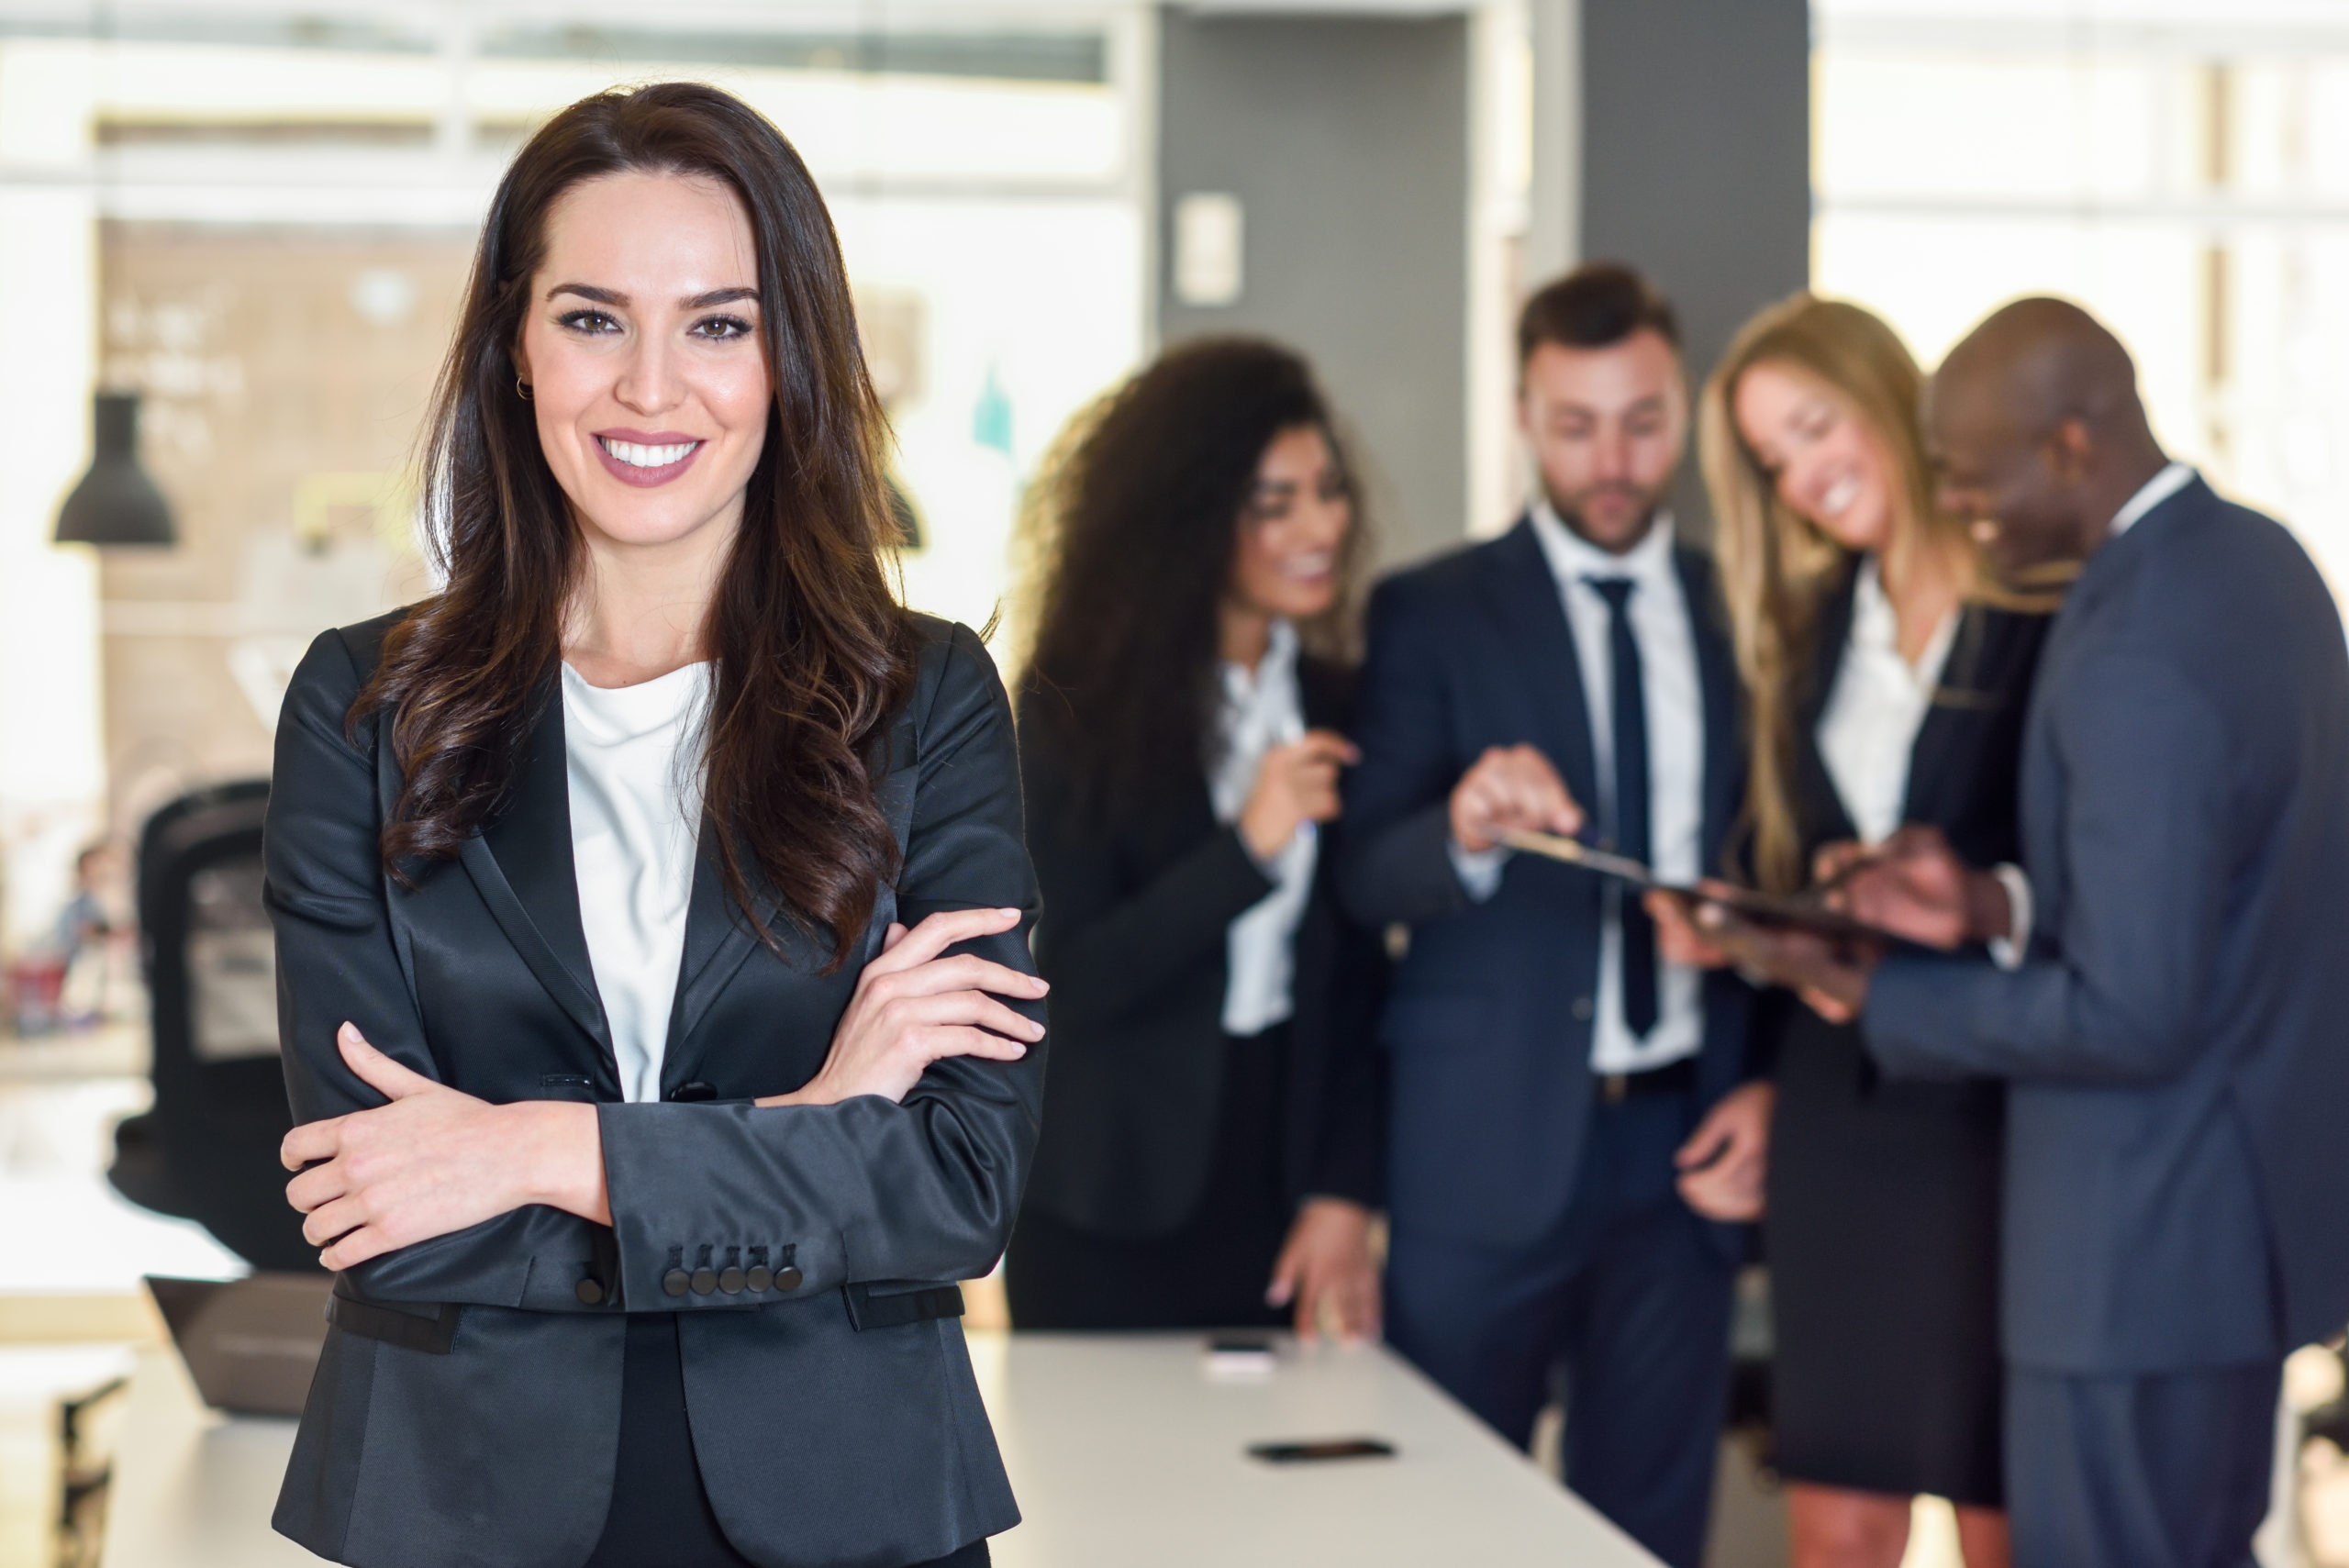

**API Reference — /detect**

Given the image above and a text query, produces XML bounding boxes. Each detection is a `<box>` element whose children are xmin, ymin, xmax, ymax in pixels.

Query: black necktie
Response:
<box><xmin>1586</xmin><ymin>576</ymin><xmax>1657</xmax><ymax>1039</ymax></box>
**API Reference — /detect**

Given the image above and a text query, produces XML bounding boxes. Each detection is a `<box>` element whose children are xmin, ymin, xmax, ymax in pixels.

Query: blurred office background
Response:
<box><xmin>4</xmin><ymin>1</ymin><xmax>2349</xmax><ymax>1563</ymax></box>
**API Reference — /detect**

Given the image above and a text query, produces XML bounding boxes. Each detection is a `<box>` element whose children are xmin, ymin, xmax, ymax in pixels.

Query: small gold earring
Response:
<box><xmin>516</xmin><ymin>376</ymin><xmax>533</xmax><ymax>401</ymax></box>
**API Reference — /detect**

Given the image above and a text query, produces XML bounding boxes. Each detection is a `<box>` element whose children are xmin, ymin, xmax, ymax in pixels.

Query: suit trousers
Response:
<box><xmin>2005</xmin><ymin>1361</ymin><xmax>2280</xmax><ymax>1568</ymax></box>
<box><xmin>585</xmin><ymin>1313</ymin><xmax>993</xmax><ymax>1568</ymax></box>
<box><xmin>1385</xmin><ymin>1079</ymin><xmax>1735</xmax><ymax>1568</ymax></box>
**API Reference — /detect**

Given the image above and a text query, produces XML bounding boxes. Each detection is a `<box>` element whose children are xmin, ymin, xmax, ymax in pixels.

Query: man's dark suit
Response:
<box><xmin>1339</xmin><ymin>517</ymin><xmax>1751</xmax><ymax>1568</ymax></box>
<box><xmin>266</xmin><ymin>611</ymin><xmax>1041</xmax><ymax>1568</ymax></box>
<box><xmin>1866</xmin><ymin>477</ymin><xmax>2349</xmax><ymax>1566</ymax></box>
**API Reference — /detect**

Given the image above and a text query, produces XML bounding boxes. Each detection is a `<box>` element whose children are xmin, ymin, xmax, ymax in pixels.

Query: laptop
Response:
<box><xmin>148</xmin><ymin>1273</ymin><xmax>333</xmax><ymax>1418</ymax></box>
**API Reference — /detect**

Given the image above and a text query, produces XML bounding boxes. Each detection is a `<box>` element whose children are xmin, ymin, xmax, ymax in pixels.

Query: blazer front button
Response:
<box><xmin>773</xmin><ymin>1266</ymin><xmax>804</xmax><ymax>1293</ymax></box>
<box><xmin>746</xmin><ymin>1265</ymin><xmax>774</xmax><ymax>1293</ymax></box>
<box><xmin>718</xmin><ymin>1267</ymin><xmax>746</xmax><ymax>1294</ymax></box>
<box><xmin>662</xmin><ymin>1268</ymin><xmax>691</xmax><ymax>1297</ymax></box>
<box><xmin>691</xmin><ymin>1267</ymin><xmax>718</xmax><ymax>1296</ymax></box>
<box><xmin>574</xmin><ymin>1277</ymin><xmax>606</xmax><ymax>1307</ymax></box>
<box><xmin>1572</xmin><ymin>995</ymin><xmax>1595</xmax><ymax>1021</ymax></box>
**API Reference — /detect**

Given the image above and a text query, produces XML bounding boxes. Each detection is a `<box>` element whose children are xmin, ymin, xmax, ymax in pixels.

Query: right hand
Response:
<box><xmin>1827</xmin><ymin>826</ymin><xmax>2002</xmax><ymax>951</ymax></box>
<box><xmin>1239</xmin><ymin>730</ymin><xmax>1360</xmax><ymax>860</ymax></box>
<box><xmin>761</xmin><ymin>907</ymin><xmax>1048</xmax><ymax>1107</ymax></box>
<box><xmin>1448</xmin><ymin>744</ymin><xmax>1584</xmax><ymax>853</ymax></box>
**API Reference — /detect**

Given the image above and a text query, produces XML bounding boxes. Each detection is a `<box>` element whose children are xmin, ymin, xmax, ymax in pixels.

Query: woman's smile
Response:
<box><xmin>594</xmin><ymin>428</ymin><xmax>706</xmax><ymax>487</ymax></box>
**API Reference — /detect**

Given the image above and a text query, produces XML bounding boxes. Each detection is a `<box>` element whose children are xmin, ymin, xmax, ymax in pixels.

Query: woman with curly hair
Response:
<box><xmin>1008</xmin><ymin>338</ymin><xmax>1386</xmax><ymax>1337</ymax></box>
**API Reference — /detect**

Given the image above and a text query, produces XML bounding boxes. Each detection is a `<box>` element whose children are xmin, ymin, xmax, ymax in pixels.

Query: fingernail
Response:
<box><xmin>999</xmin><ymin>907</ymin><xmax>1022</xmax><ymax>918</ymax></box>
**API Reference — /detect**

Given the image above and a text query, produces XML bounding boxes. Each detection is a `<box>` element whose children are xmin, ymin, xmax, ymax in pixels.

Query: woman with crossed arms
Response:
<box><xmin>268</xmin><ymin>83</ymin><xmax>1040</xmax><ymax>1568</ymax></box>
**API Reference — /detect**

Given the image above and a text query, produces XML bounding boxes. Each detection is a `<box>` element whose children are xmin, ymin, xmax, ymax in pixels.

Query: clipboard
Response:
<box><xmin>1496</xmin><ymin>828</ymin><xmax>1899</xmax><ymax>943</ymax></box>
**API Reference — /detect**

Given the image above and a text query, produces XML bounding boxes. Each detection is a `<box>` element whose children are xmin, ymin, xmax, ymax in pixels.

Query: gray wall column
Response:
<box><xmin>1156</xmin><ymin>8</ymin><xmax>1471</xmax><ymax>566</ymax></box>
<box><xmin>1575</xmin><ymin>0</ymin><xmax>1811</xmax><ymax>534</ymax></box>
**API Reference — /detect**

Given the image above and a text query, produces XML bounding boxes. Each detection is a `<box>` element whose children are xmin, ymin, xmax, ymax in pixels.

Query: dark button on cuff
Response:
<box><xmin>773</xmin><ymin>1266</ymin><xmax>804</xmax><ymax>1293</ymax></box>
<box><xmin>662</xmin><ymin>1268</ymin><xmax>691</xmax><ymax>1297</ymax></box>
<box><xmin>691</xmin><ymin>1267</ymin><xmax>718</xmax><ymax>1296</ymax></box>
<box><xmin>745</xmin><ymin>1265</ymin><xmax>774</xmax><ymax>1293</ymax></box>
<box><xmin>574</xmin><ymin>1277</ymin><xmax>606</xmax><ymax>1307</ymax></box>
<box><xmin>667</xmin><ymin>1080</ymin><xmax>717</xmax><ymax>1102</ymax></box>
<box><xmin>718</xmin><ymin>1267</ymin><xmax>745</xmax><ymax>1294</ymax></box>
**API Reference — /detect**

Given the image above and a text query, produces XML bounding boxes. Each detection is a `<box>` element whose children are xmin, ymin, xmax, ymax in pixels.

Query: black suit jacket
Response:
<box><xmin>1016</xmin><ymin>655</ymin><xmax>1386</xmax><ymax>1239</ymax></box>
<box><xmin>267</xmin><ymin>611</ymin><xmax>1041</xmax><ymax>1568</ymax></box>
<box><xmin>1338</xmin><ymin>518</ymin><xmax>1753</xmax><ymax>1250</ymax></box>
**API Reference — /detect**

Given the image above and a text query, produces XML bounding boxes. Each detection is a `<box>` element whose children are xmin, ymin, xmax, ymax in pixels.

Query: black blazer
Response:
<box><xmin>1766</xmin><ymin>567</ymin><xmax>2053</xmax><ymax>1094</ymax></box>
<box><xmin>1338</xmin><ymin>518</ymin><xmax>1753</xmax><ymax>1251</ymax></box>
<box><xmin>266</xmin><ymin>612</ymin><xmax>1042</xmax><ymax>1568</ymax></box>
<box><xmin>1791</xmin><ymin>567</ymin><xmax>2051</xmax><ymax>877</ymax></box>
<box><xmin>1016</xmin><ymin>655</ymin><xmax>1386</xmax><ymax>1240</ymax></box>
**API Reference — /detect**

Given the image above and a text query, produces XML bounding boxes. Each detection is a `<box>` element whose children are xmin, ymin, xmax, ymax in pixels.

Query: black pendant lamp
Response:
<box><xmin>56</xmin><ymin>391</ymin><xmax>176</xmax><ymax>547</ymax></box>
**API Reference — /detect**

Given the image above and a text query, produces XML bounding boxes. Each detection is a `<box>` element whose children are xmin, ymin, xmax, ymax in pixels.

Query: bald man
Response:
<box><xmin>1684</xmin><ymin>298</ymin><xmax>2349</xmax><ymax>1566</ymax></box>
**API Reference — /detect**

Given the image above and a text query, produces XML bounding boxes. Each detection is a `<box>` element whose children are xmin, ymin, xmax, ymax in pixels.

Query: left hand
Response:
<box><xmin>1265</xmin><ymin>1197</ymin><xmax>1381</xmax><ymax>1344</ymax></box>
<box><xmin>1674</xmin><ymin>1081</ymin><xmax>1773</xmax><ymax>1221</ymax></box>
<box><xmin>1690</xmin><ymin>903</ymin><xmax>1879</xmax><ymax>1024</ymax></box>
<box><xmin>282</xmin><ymin>1024</ymin><xmax>607</xmax><ymax>1271</ymax></box>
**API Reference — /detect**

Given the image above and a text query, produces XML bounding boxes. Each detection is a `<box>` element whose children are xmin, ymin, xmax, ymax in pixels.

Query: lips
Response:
<box><xmin>1818</xmin><ymin>474</ymin><xmax>1860</xmax><ymax>517</ymax></box>
<box><xmin>593</xmin><ymin>431</ymin><xmax>704</xmax><ymax>488</ymax></box>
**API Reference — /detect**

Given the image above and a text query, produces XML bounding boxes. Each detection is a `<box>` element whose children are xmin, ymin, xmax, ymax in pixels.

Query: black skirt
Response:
<box><xmin>585</xmin><ymin>1313</ymin><xmax>993</xmax><ymax>1567</ymax></box>
<box><xmin>1005</xmin><ymin>1026</ymin><xmax>1294</xmax><ymax>1330</ymax></box>
<box><xmin>1764</xmin><ymin>1007</ymin><xmax>2005</xmax><ymax>1507</ymax></box>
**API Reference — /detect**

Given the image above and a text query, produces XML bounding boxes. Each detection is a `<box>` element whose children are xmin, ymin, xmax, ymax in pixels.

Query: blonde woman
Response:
<box><xmin>1688</xmin><ymin>295</ymin><xmax>2050</xmax><ymax>1568</ymax></box>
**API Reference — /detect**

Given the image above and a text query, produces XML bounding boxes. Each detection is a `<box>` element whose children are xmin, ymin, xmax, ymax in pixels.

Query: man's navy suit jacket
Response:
<box><xmin>1868</xmin><ymin>478</ymin><xmax>2349</xmax><ymax>1374</ymax></box>
<box><xmin>1338</xmin><ymin>518</ymin><xmax>1753</xmax><ymax>1251</ymax></box>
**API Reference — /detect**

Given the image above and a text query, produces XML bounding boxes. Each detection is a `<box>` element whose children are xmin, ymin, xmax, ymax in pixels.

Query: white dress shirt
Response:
<box><xmin>1988</xmin><ymin>462</ymin><xmax>2196</xmax><ymax>969</ymax></box>
<box><xmin>1208</xmin><ymin>618</ymin><xmax>1317</xmax><ymax>1038</ymax></box>
<box><xmin>1816</xmin><ymin>556</ymin><xmax>1957</xmax><ymax>845</ymax></box>
<box><xmin>562</xmin><ymin>660</ymin><xmax>710</xmax><ymax>1103</ymax></box>
<box><xmin>1453</xmin><ymin>505</ymin><xmax>1707</xmax><ymax>1073</ymax></box>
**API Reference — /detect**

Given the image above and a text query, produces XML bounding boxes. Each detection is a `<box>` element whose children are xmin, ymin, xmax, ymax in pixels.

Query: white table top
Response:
<box><xmin>106</xmin><ymin>1329</ymin><xmax>1659</xmax><ymax>1568</ymax></box>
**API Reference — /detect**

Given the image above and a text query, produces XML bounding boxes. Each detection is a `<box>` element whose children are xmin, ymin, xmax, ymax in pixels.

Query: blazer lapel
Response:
<box><xmin>1674</xmin><ymin>544</ymin><xmax>1743</xmax><ymax>867</ymax></box>
<box><xmin>1481</xmin><ymin>517</ymin><xmax>1599</xmax><ymax>812</ymax></box>
<box><xmin>462</xmin><ymin>688</ymin><xmax>614</xmax><ymax>1061</ymax></box>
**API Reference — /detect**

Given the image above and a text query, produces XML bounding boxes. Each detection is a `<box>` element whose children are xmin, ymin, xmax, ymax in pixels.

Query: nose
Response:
<box><xmin>1591</xmin><ymin>424</ymin><xmax>1633</xmax><ymax>484</ymax></box>
<box><xmin>1303</xmin><ymin>489</ymin><xmax>1351</xmax><ymax>550</ymax></box>
<box><xmin>613</xmin><ymin>329</ymin><xmax>684</xmax><ymax>417</ymax></box>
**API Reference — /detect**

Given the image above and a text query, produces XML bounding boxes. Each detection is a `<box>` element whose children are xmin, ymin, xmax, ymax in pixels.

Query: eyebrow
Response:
<box><xmin>545</xmin><ymin>284</ymin><xmax>760</xmax><ymax>309</ymax></box>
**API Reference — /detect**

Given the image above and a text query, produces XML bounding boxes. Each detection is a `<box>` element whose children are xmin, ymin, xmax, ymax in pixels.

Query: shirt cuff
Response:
<box><xmin>1987</xmin><ymin>862</ymin><xmax>2032</xmax><ymax>971</ymax></box>
<box><xmin>1447</xmin><ymin>840</ymin><xmax>1508</xmax><ymax>904</ymax></box>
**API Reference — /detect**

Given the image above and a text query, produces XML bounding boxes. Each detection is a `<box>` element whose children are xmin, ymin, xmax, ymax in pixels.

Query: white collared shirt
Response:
<box><xmin>1816</xmin><ymin>556</ymin><xmax>1958</xmax><ymax>845</ymax></box>
<box><xmin>1208</xmin><ymin>619</ymin><xmax>1317</xmax><ymax>1038</ymax></box>
<box><xmin>2111</xmin><ymin>462</ymin><xmax>2195</xmax><ymax>538</ymax></box>
<box><xmin>562</xmin><ymin>661</ymin><xmax>710</xmax><ymax>1104</ymax></box>
<box><xmin>1989</xmin><ymin>462</ymin><xmax>2197</xmax><ymax>969</ymax></box>
<box><xmin>1453</xmin><ymin>505</ymin><xmax>1707</xmax><ymax>1073</ymax></box>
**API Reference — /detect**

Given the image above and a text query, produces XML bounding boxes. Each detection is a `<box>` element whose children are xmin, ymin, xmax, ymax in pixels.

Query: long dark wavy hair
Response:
<box><xmin>1018</xmin><ymin>337</ymin><xmax>1366</xmax><ymax>813</ymax></box>
<box><xmin>354</xmin><ymin>82</ymin><xmax>915</xmax><ymax>970</ymax></box>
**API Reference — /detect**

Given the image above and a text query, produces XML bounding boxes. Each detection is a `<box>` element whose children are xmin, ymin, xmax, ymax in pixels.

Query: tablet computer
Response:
<box><xmin>1497</xmin><ymin>828</ymin><xmax>1899</xmax><ymax>943</ymax></box>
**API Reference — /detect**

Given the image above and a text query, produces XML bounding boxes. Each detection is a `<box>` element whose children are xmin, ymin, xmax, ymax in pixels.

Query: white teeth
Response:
<box><xmin>600</xmin><ymin>438</ymin><xmax>698</xmax><ymax>469</ymax></box>
<box><xmin>1281</xmin><ymin>552</ymin><xmax>1335</xmax><ymax>579</ymax></box>
<box><xmin>1819</xmin><ymin>475</ymin><xmax>1859</xmax><ymax>517</ymax></box>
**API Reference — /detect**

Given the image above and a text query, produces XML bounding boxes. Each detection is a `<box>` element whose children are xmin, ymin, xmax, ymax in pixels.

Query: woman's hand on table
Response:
<box><xmin>1266</xmin><ymin>1196</ymin><xmax>1381</xmax><ymax>1344</ymax></box>
<box><xmin>282</xmin><ymin>1024</ymin><xmax>608</xmax><ymax>1271</ymax></box>
<box><xmin>763</xmin><ymin>906</ymin><xmax>1047</xmax><ymax>1108</ymax></box>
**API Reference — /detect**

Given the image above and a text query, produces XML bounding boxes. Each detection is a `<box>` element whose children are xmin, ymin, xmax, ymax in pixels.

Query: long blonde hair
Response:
<box><xmin>1700</xmin><ymin>293</ymin><xmax>1996</xmax><ymax>893</ymax></box>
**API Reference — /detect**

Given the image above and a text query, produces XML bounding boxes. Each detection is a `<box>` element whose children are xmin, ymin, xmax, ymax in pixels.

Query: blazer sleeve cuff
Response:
<box><xmin>598</xmin><ymin>1102</ymin><xmax>850</xmax><ymax>1311</ymax></box>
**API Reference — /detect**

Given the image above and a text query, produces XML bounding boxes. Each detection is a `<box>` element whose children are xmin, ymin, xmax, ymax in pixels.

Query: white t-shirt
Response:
<box><xmin>561</xmin><ymin>660</ymin><xmax>710</xmax><ymax>1104</ymax></box>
